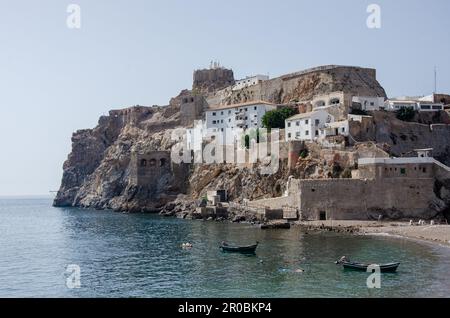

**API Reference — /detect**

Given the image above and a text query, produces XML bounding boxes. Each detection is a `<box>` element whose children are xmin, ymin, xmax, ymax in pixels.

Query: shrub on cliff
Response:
<box><xmin>262</xmin><ymin>107</ymin><xmax>298</xmax><ymax>129</ymax></box>
<box><xmin>396</xmin><ymin>107</ymin><xmax>416</xmax><ymax>122</ymax></box>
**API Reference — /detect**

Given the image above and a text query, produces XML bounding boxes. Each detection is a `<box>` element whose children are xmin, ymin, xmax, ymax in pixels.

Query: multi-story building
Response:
<box><xmin>285</xmin><ymin>109</ymin><xmax>334</xmax><ymax>141</ymax></box>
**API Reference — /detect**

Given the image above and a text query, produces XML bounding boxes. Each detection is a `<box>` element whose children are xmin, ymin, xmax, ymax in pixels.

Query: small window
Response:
<box><xmin>315</xmin><ymin>130</ymin><xmax>319</xmax><ymax>136</ymax></box>
<box><xmin>342</xmin><ymin>127</ymin><xmax>345</xmax><ymax>132</ymax></box>
<box><xmin>296</xmin><ymin>121</ymin><xmax>300</xmax><ymax>126</ymax></box>
<box><xmin>319</xmin><ymin>211</ymin><xmax>326</xmax><ymax>220</ymax></box>
<box><xmin>400</xmin><ymin>168</ymin><xmax>406</xmax><ymax>175</ymax></box>
<box><xmin>288</xmin><ymin>133</ymin><xmax>291</xmax><ymax>138</ymax></box>
<box><xmin>160</xmin><ymin>158</ymin><xmax>166</xmax><ymax>167</ymax></box>
<box><xmin>254</xmin><ymin>106</ymin><xmax>257</xmax><ymax>110</ymax></box>
<box><xmin>212</xmin><ymin>112</ymin><xmax>216</xmax><ymax>116</ymax></box>
<box><xmin>244</xmin><ymin>108</ymin><xmax>247</xmax><ymax>111</ymax></box>
<box><xmin>228</xmin><ymin>118</ymin><xmax>231</xmax><ymax>122</ymax></box>
<box><xmin>296</xmin><ymin>132</ymin><xmax>300</xmax><ymax>137</ymax></box>
<box><xmin>140</xmin><ymin>159</ymin><xmax>147</xmax><ymax>167</ymax></box>
<box><xmin>287</xmin><ymin>122</ymin><xmax>291</xmax><ymax>127</ymax></box>
<box><xmin>423</xmin><ymin>167</ymin><xmax>427</xmax><ymax>173</ymax></box>
<box><xmin>305</xmin><ymin>130</ymin><xmax>309</xmax><ymax>136</ymax></box>
<box><xmin>228</xmin><ymin>110</ymin><xmax>231</xmax><ymax>114</ymax></box>
<box><xmin>305</xmin><ymin>119</ymin><xmax>309</xmax><ymax>125</ymax></box>
<box><xmin>212</xmin><ymin>120</ymin><xmax>216</xmax><ymax>124</ymax></box>
<box><xmin>221</xmin><ymin>111</ymin><xmax>224</xmax><ymax>115</ymax></box>
<box><xmin>221</xmin><ymin>119</ymin><xmax>223</xmax><ymax>123</ymax></box>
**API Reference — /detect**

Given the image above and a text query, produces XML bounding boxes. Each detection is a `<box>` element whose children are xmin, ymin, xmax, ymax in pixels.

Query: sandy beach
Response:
<box><xmin>295</xmin><ymin>220</ymin><xmax>450</xmax><ymax>247</ymax></box>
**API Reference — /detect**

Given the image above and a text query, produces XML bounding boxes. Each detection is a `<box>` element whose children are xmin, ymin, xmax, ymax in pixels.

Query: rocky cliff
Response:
<box><xmin>207</xmin><ymin>65</ymin><xmax>386</xmax><ymax>106</ymax></box>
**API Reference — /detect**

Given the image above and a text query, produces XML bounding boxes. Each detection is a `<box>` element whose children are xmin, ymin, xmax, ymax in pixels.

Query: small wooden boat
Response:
<box><xmin>336</xmin><ymin>261</ymin><xmax>400</xmax><ymax>273</ymax></box>
<box><xmin>220</xmin><ymin>242</ymin><xmax>258</xmax><ymax>254</ymax></box>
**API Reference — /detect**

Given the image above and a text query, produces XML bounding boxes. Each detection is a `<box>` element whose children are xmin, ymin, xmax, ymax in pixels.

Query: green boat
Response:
<box><xmin>220</xmin><ymin>242</ymin><xmax>258</xmax><ymax>254</ymax></box>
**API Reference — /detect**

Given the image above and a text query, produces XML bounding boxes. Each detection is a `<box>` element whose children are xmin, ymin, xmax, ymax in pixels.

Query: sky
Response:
<box><xmin>0</xmin><ymin>0</ymin><xmax>449</xmax><ymax>196</ymax></box>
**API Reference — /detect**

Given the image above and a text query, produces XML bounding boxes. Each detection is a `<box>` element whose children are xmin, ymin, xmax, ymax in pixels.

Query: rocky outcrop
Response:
<box><xmin>207</xmin><ymin>65</ymin><xmax>386</xmax><ymax>106</ymax></box>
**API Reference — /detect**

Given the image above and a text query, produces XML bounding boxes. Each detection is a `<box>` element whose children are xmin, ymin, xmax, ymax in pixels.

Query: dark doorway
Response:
<box><xmin>319</xmin><ymin>211</ymin><xmax>327</xmax><ymax>221</ymax></box>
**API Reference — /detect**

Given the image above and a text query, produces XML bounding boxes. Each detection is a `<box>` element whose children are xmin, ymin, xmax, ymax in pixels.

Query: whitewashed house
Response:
<box><xmin>285</xmin><ymin>110</ymin><xmax>334</xmax><ymax>141</ymax></box>
<box><xmin>232</xmin><ymin>75</ymin><xmax>269</xmax><ymax>91</ymax></box>
<box><xmin>385</xmin><ymin>99</ymin><xmax>444</xmax><ymax>112</ymax></box>
<box><xmin>320</xmin><ymin>120</ymin><xmax>349</xmax><ymax>138</ymax></box>
<box><xmin>385</xmin><ymin>100</ymin><xmax>417</xmax><ymax>111</ymax></box>
<box><xmin>352</xmin><ymin>96</ymin><xmax>385</xmax><ymax>111</ymax></box>
<box><xmin>205</xmin><ymin>101</ymin><xmax>276</xmax><ymax>132</ymax></box>
<box><xmin>416</xmin><ymin>101</ymin><xmax>444</xmax><ymax>112</ymax></box>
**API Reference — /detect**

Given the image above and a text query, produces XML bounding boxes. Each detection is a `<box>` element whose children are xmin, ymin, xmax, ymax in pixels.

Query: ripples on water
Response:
<box><xmin>0</xmin><ymin>197</ymin><xmax>449</xmax><ymax>297</ymax></box>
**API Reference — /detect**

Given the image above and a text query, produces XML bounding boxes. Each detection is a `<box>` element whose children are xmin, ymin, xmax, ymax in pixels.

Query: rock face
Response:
<box><xmin>207</xmin><ymin>65</ymin><xmax>386</xmax><ymax>106</ymax></box>
<box><xmin>54</xmin><ymin>105</ymin><xmax>183</xmax><ymax>212</ymax></box>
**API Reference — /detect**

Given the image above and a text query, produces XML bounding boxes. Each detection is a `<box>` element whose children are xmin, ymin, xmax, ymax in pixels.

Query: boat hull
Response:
<box><xmin>341</xmin><ymin>262</ymin><xmax>400</xmax><ymax>273</ymax></box>
<box><xmin>220</xmin><ymin>244</ymin><xmax>258</xmax><ymax>254</ymax></box>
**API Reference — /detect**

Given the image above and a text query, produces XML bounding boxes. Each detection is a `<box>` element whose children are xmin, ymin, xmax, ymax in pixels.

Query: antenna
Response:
<box><xmin>434</xmin><ymin>66</ymin><xmax>437</xmax><ymax>93</ymax></box>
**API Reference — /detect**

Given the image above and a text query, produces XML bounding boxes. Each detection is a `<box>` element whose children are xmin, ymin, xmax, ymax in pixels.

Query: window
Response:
<box><xmin>220</xmin><ymin>119</ymin><xmax>223</xmax><ymax>123</ymax></box>
<box><xmin>342</xmin><ymin>127</ymin><xmax>345</xmax><ymax>132</ymax></box>
<box><xmin>305</xmin><ymin>119</ymin><xmax>309</xmax><ymax>125</ymax></box>
<box><xmin>296</xmin><ymin>132</ymin><xmax>300</xmax><ymax>137</ymax></box>
<box><xmin>296</xmin><ymin>121</ymin><xmax>300</xmax><ymax>126</ymax></box>
<box><xmin>212</xmin><ymin>120</ymin><xmax>216</xmax><ymax>124</ymax></box>
<box><xmin>228</xmin><ymin>119</ymin><xmax>231</xmax><ymax>122</ymax></box>
<box><xmin>432</xmin><ymin>105</ymin><xmax>442</xmax><ymax>110</ymax></box>
<box><xmin>288</xmin><ymin>133</ymin><xmax>291</xmax><ymax>138</ymax></box>
<box><xmin>370</xmin><ymin>102</ymin><xmax>375</xmax><ymax>106</ymax></box>
<box><xmin>287</xmin><ymin>122</ymin><xmax>291</xmax><ymax>127</ymax></box>
<box><xmin>423</xmin><ymin>167</ymin><xmax>427</xmax><ymax>173</ymax></box>
<box><xmin>315</xmin><ymin>119</ymin><xmax>320</xmax><ymax>126</ymax></box>
<box><xmin>319</xmin><ymin>211</ymin><xmax>326</xmax><ymax>220</ymax></box>
<box><xmin>244</xmin><ymin>108</ymin><xmax>248</xmax><ymax>111</ymax></box>
<box><xmin>221</xmin><ymin>111</ymin><xmax>224</xmax><ymax>115</ymax></box>
<box><xmin>160</xmin><ymin>158</ymin><xmax>166</xmax><ymax>167</ymax></box>
<box><xmin>305</xmin><ymin>130</ymin><xmax>309</xmax><ymax>136</ymax></box>
<box><xmin>228</xmin><ymin>110</ymin><xmax>231</xmax><ymax>114</ymax></box>
<box><xmin>315</xmin><ymin>130</ymin><xmax>319</xmax><ymax>136</ymax></box>
<box><xmin>400</xmin><ymin>168</ymin><xmax>406</xmax><ymax>175</ymax></box>
<box><xmin>254</xmin><ymin>106</ymin><xmax>257</xmax><ymax>110</ymax></box>
<box><xmin>140</xmin><ymin>159</ymin><xmax>147</xmax><ymax>167</ymax></box>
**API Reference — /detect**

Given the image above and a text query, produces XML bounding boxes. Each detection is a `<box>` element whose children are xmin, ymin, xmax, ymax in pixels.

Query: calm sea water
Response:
<box><xmin>0</xmin><ymin>197</ymin><xmax>449</xmax><ymax>298</ymax></box>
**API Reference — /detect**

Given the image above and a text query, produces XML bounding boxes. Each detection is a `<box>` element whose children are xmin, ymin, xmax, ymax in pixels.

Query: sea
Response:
<box><xmin>0</xmin><ymin>197</ymin><xmax>449</xmax><ymax>298</ymax></box>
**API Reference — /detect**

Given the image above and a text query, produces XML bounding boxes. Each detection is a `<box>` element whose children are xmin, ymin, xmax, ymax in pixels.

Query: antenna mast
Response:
<box><xmin>434</xmin><ymin>66</ymin><xmax>437</xmax><ymax>93</ymax></box>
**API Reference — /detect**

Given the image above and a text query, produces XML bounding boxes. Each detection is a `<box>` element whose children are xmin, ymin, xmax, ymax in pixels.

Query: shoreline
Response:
<box><xmin>295</xmin><ymin>220</ymin><xmax>450</xmax><ymax>247</ymax></box>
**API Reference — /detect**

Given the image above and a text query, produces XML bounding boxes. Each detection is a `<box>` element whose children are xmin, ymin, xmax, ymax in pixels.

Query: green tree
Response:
<box><xmin>262</xmin><ymin>107</ymin><xmax>298</xmax><ymax>129</ymax></box>
<box><xmin>396</xmin><ymin>107</ymin><xmax>416</xmax><ymax>122</ymax></box>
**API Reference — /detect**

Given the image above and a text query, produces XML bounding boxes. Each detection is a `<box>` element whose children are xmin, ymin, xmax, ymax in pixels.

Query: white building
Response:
<box><xmin>385</xmin><ymin>99</ymin><xmax>444</xmax><ymax>112</ymax></box>
<box><xmin>285</xmin><ymin>110</ymin><xmax>334</xmax><ymax>141</ymax></box>
<box><xmin>385</xmin><ymin>100</ymin><xmax>417</xmax><ymax>111</ymax></box>
<box><xmin>320</xmin><ymin>120</ymin><xmax>349</xmax><ymax>138</ymax></box>
<box><xmin>351</xmin><ymin>96</ymin><xmax>385</xmax><ymax>111</ymax></box>
<box><xmin>205</xmin><ymin>101</ymin><xmax>276</xmax><ymax>132</ymax></box>
<box><xmin>416</xmin><ymin>101</ymin><xmax>444</xmax><ymax>112</ymax></box>
<box><xmin>232</xmin><ymin>75</ymin><xmax>269</xmax><ymax>91</ymax></box>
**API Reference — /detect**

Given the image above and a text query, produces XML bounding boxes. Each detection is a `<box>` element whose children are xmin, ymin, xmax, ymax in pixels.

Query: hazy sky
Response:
<box><xmin>0</xmin><ymin>0</ymin><xmax>449</xmax><ymax>196</ymax></box>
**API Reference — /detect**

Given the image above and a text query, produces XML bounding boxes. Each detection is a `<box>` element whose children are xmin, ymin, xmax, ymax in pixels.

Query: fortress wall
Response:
<box><xmin>296</xmin><ymin>178</ymin><xmax>436</xmax><ymax>220</ymax></box>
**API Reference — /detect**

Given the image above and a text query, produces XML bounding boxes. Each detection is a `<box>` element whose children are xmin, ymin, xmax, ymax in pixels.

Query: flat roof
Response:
<box><xmin>286</xmin><ymin>110</ymin><xmax>326</xmax><ymax>121</ymax></box>
<box><xmin>207</xmin><ymin>100</ymin><xmax>276</xmax><ymax>111</ymax></box>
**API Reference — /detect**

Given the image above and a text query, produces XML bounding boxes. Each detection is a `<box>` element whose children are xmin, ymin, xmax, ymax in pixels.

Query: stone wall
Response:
<box><xmin>193</xmin><ymin>68</ymin><xmax>235</xmax><ymax>93</ymax></box>
<box><xmin>296</xmin><ymin>178</ymin><xmax>437</xmax><ymax>221</ymax></box>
